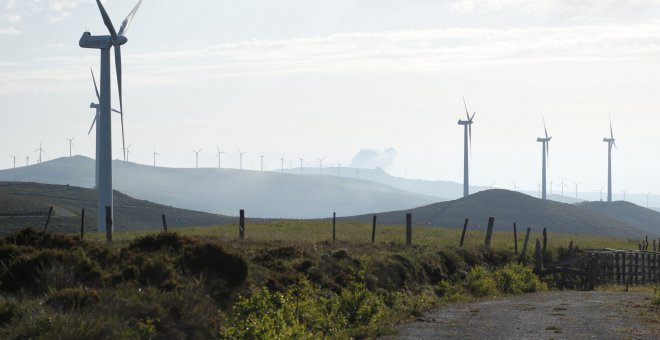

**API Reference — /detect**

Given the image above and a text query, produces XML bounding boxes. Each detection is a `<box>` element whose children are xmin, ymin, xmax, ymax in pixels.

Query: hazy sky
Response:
<box><xmin>2</xmin><ymin>0</ymin><xmax>660</xmax><ymax>196</ymax></box>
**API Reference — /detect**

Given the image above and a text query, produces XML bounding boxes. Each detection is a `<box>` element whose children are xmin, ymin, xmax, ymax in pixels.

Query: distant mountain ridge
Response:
<box><xmin>0</xmin><ymin>156</ymin><xmax>438</xmax><ymax>218</ymax></box>
<box><xmin>345</xmin><ymin>189</ymin><xmax>656</xmax><ymax>238</ymax></box>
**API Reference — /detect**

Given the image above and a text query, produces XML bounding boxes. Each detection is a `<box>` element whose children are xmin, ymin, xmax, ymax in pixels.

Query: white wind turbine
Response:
<box><xmin>25</xmin><ymin>155</ymin><xmax>29</xmax><ymax>166</ymax></box>
<box><xmin>238</xmin><ymin>150</ymin><xmax>247</xmax><ymax>170</ymax></box>
<box><xmin>10</xmin><ymin>155</ymin><xmax>16</xmax><ymax>168</ymax></box>
<box><xmin>215</xmin><ymin>147</ymin><xmax>225</xmax><ymax>169</ymax></box>
<box><xmin>458</xmin><ymin>98</ymin><xmax>476</xmax><ymax>197</ymax></box>
<box><xmin>152</xmin><ymin>149</ymin><xmax>159</xmax><ymax>166</ymax></box>
<box><xmin>34</xmin><ymin>142</ymin><xmax>46</xmax><ymax>164</ymax></box>
<box><xmin>298</xmin><ymin>157</ymin><xmax>303</xmax><ymax>173</ymax></box>
<box><xmin>80</xmin><ymin>0</ymin><xmax>142</xmax><ymax>235</ymax></box>
<box><xmin>536</xmin><ymin>118</ymin><xmax>552</xmax><ymax>200</ymax></box>
<box><xmin>123</xmin><ymin>143</ymin><xmax>132</xmax><ymax>162</ymax></box>
<box><xmin>603</xmin><ymin>117</ymin><xmax>617</xmax><ymax>202</ymax></box>
<box><xmin>66</xmin><ymin>136</ymin><xmax>75</xmax><ymax>157</ymax></box>
<box><xmin>316</xmin><ymin>156</ymin><xmax>326</xmax><ymax>175</ymax></box>
<box><xmin>260</xmin><ymin>154</ymin><xmax>264</xmax><ymax>171</ymax></box>
<box><xmin>280</xmin><ymin>156</ymin><xmax>285</xmax><ymax>172</ymax></box>
<box><xmin>192</xmin><ymin>149</ymin><xmax>202</xmax><ymax>168</ymax></box>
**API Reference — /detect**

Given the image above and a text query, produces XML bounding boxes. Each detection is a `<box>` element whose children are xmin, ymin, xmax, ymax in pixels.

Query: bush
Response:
<box><xmin>182</xmin><ymin>243</ymin><xmax>247</xmax><ymax>288</ymax></box>
<box><xmin>128</xmin><ymin>233</ymin><xmax>191</xmax><ymax>253</ymax></box>
<box><xmin>0</xmin><ymin>298</ymin><xmax>22</xmax><ymax>327</ymax></box>
<box><xmin>3</xmin><ymin>228</ymin><xmax>80</xmax><ymax>250</ymax></box>
<box><xmin>45</xmin><ymin>288</ymin><xmax>100</xmax><ymax>311</ymax></box>
<box><xmin>138</xmin><ymin>257</ymin><xmax>181</xmax><ymax>291</ymax></box>
<box><xmin>465</xmin><ymin>265</ymin><xmax>497</xmax><ymax>297</ymax></box>
<box><xmin>652</xmin><ymin>290</ymin><xmax>660</xmax><ymax>307</ymax></box>
<box><xmin>335</xmin><ymin>282</ymin><xmax>384</xmax><ymax>333</ymax></box>
<box><xmin>493</xmin><ymin>263</ymin><xmax>545</xmax><ymax>294</ymax></box>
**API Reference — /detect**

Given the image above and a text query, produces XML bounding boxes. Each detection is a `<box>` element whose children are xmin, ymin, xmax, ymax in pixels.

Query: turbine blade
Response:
<box><xmin>115</xmin><ymin>45</ymin><xmax>123</xmax><ymax>116</ymax></box>
<box><xmin>90</xmin><ymin>68</ymin><xmax>100</xmax><ymax>101</ymax></box>
<box><xmin>610</xmin><ymin>120</ymin><xmax>614</xmax><ymax>139</ymax></box>
<box><xmin>111</xmin><ymin>108</ymin><xmax>122</xmax><ymax>114</ymax></box>
<box><xmin>88</xmin><ymin>115</ymin><xmax>97</xmax><ymax>135</ymax></box>
<box><xmin>95</xmin><ymin>0</ymin><xmax>117</xmax><ymax>39</ymax></box>
<box><xmin>119</xmin><ymin>110</ymin><xmax>126</xmax><ymax>162</ymax></box>
<box><xmin>462</xmin><ymin>97</ymin><xmax>469</xmax><ymax>119</ymax></box>
<box><xmin>470</xmin><ymin>112</ymin><xmax>476</xmax><ymax>121</ymax></box>
<box><xmin>543</xmin><ymin>120</ymin><xmax>548</xmax><ymax>139</ymax></box>
<box><xmin>118</xmin><ymin>0</ymin><xmax>143</xmax><ymax>36</ymax></box>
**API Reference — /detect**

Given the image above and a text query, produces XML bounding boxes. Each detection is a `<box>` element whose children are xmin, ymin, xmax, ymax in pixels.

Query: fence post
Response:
<box><xmin>484</xmin><ymin>217</ymin><xmax>495</xmax><ymax>250</ymax></box>
<box><xmin>513</xmin><ymin>222</ymin><xmax>518</xmax><ymax>254</ymax></box>
<box><xmin>161</xmin><ymin>214</ymin><xmax>168</xmax><ymax>232</ymax></box>
<box><xmin>332</xmin><ymin>212</ymin><xmax>336</xmax><ymax>242</ymax></box>
<box><xmin>542</xmin><ymin>227</ymin><xmax>548</xmax><ymax>252</ymax></box>
<box><xmin>371</xmin><ymin>215</ymin><xmax>377</xmax><ymax>244</ymax></box>
<box><xmin>654</xmin><ymin>239</ymin><xmax>657</xmax><ymax>253</ymax></box>
<box><xmin>460</xmin><ymin>218</ymin><xmax>469</xmax><ymax>247</ymax></box>
<box><xmin>405</xmin><ymin>213</ymin><xmax>412</xmax><ymax>246</ymax></box>
<box><xmin>521</xmin><ymin>228</ymin><xmax>531</xmax><ymax>257</ymax></box>
<box><xmin>239</xmin><ymin>209</ymin><xmax>245</xmax><ymax>240</ymax></box>
<box><xmin>43</xmin><ymin>206</ymin><xmax>53</xmax><ymax>233</ymax></box>
<box><xmin>534</xmin><ymin>239</ymin><xmax>543</xmax><ymax>274</ymax></box>
<box><xmin>80</xmin><ymin>208</ymin><xmax>85</xmax><ymax>240</ymax></box>
<box><xmin>105</xmin><ymin>206</ymin><xmax>112</xmax><ymax>243</ymax></box>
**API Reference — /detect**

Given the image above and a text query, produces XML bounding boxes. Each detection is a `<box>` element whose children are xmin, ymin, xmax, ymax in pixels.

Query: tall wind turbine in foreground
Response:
<box><xmin>80</xmin><ymin>0</ymin><xmax>142</xmax><ymax>235</ymax></box>
<box><xmin>603</xmin><ymin>119</ymin><xmax>617</xmax><ymax>202</ymax></box>
<box><xmin>458</xmin><ymin>98</ymin><xmax>476</xmax><ymax>197</ymax></box>
<box><xmin>536</xmin><ymin>119</ymin><xmax>552</xmax><ymax>200</ymax></box>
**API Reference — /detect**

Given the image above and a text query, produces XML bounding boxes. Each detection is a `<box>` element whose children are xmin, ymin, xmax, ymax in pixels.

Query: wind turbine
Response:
<box><xmin>298</xmin><ymin>157</ymin><xmax>303</xmax><ymax>173</ymax></box>
<box><xmin>10</xmin><ymin>155</ymin><xmax>16</xmax><ymax>168</ymax></box>
<box><xmin>238</xmin><ymin>150</ymin><xmax>246</xmax><ymax>169</ymax></box>
<box><xmin>646</xmin><ymin>190</ymin><xmax>652</xmax><ymax>208</ymax></box>
<box><xmin>152</xmin><ymin>149</ymin><xmax>159</xmax><ymax>166</ymax></box>
<box><xmin>80</xmin><ymin>0</ymin><xmax>142</xmax><ymax>235</ymax></box>
<box><xmin>571</xmin><ymin>181</ymin><xmax>581</xmax><ymax>199</ymax></box>
<box><xmin>123</xmin><ymin>143</ymin><xmax>132</xmax><ymax>162</ymax></box>
<box><xmin>603</xmin><ymin>118</ymin><xmax>617</xmax><ymax>202</ymax></box>
<box><xmin>559</xmin><ymin>177</ymin><xmax>566</xmax><ymax>196</ymax></box>
<box><xmin>621</xmin><ymin>189</ymin><xmax>628</xmax><ymax>201</ymax></box>
<box><xmin>536</xmin><ymin>118</ymin><xmax>551</xmax><ymax>200</ymax></box>
<box><xmin>338</xmin><ymin>163</ymin><xmax>342</xmax><ymax>177</ymax></box>
<box><xmin>260</xmin><ymin>154</ymin><xmax>264</xmax><ymax>171</ymax></box>
<box><xmin>215</xmin><ymin>147</ymin><xmax>225</xmax><ymax>169</ymax></box>
<box><xmin>316</xmin><ymin>156</ymin><xmax>326</xmax><ymax>174</ymax></box>
<box><xmin>34</xmin><ymin>142</ymin><xmax>46</xmax><ymax>164</ymax></box>
<box><xmin>512</xmin><ymin>181</ymin><xmax>519</xmax><ymax>192</ymax></box>
<box><xmin>25</xmin><ymin>155</ymin><xmax>29</xmax><ymax>166</ymax></box>
<box><xmin>458</xmin><ymin>98</ymin><xmax>476</xmax><ymax>197</ymax></box>
<box><xmin>66</xmin><ymin>136</ymin><xmax>75</xmax><ymax>157</ymax></box>
<box><xmin>596</xmin><ymin>187</ymin><xmax>603</xmax><ymax>201</ymax></box>
<box><xmin>280</xmin><ymin>156</ymin><xmax>285</xmax><ymax>172</ymax></box>
<box><xmin>192</xmin><ymin>149</ymin><xmax>202</xmax><ymax>168</ymax></box>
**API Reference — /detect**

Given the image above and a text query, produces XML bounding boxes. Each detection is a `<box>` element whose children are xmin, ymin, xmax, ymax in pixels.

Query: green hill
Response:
<box><xmin>0</xmin><ymin>182</ymin><xmax>237</xmax><ymax>234</ymax></box>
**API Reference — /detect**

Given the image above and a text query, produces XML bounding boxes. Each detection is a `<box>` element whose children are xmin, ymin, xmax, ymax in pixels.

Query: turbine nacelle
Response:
<box><xmin>457</xmin><ymin>119</ymin><xmax>473</xmax><ymax>125</ymax></box>
<box><xmin>79</xmin><ymin>32</ymin><xmax>128</xmax><ymax>49</ymax></box>
<box><xmin>536</xmin><ymin>137</ymin><xmax>552</xmax><ymax>142</ymax></box>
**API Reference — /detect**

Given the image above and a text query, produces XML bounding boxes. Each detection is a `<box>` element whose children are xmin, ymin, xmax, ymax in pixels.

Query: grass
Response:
<box><xmin>82</xmin><ymin>219</ymin><xmax>643</xmax><ymax>251</ymax></box>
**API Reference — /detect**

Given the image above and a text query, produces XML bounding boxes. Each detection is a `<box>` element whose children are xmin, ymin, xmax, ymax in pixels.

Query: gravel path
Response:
<box><xmin>389</xmin><ymin>291</ymin><xmax>659</xmax><ymax>339</ymax></box>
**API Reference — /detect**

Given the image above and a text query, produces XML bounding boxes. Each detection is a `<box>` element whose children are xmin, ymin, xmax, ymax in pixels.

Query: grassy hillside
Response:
<box><xmin>344</xmin><ymin>189</ymin><xmax>652</xmax><ymax>238</ymax></box>
<box><xmin>579</xmin><ymin>201</ymin><xmax>660</xmax><ymax>236</ymax></box>
<box><xmin>0</xmin><ymin>182</ymin><xmax>237</xmax><ymax>234</ymax></box>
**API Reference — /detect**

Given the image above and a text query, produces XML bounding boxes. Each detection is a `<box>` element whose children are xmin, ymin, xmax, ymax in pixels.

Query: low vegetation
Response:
<box><xmin>0</xmin><ymin>220</ymin><xmax>647</xmax><ymax>338</ymax></box>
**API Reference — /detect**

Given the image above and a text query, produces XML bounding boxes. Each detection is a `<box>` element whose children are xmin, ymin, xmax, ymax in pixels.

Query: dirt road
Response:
<box><xmin>390</xmin><ymin>291</ymin><xmax>659</xmax><ymax>339</ymax></box>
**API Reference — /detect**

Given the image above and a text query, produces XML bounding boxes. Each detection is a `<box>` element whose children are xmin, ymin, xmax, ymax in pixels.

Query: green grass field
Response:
<box><xmin>85</xmin><ymin>219</ymin><xmax>644</xmax><ymax>251</ymax></box>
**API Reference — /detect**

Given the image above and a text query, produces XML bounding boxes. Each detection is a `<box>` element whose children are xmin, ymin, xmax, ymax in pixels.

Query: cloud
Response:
<box><xmin>450</xmin><ymin>0</ymin><xmax>660</xmax><ymax>14</ymax></box>
<box><xmin>0</xmin><ymin>26</ymin><xmax>21</xmax><ymax>35</ymax></box>
<box><xmin>1</xmin><ymin>13</ymin><xmax>21</xmax><ymax>23</ymax></box>
<box><xmin>350</xmin><ymin>148</ymin><xmax>398</xmax><ymax>169</ymax></box>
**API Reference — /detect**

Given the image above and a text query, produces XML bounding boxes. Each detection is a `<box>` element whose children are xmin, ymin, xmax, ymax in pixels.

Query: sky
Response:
<box><xmin>2</xmin><ymin>0</ymin><xmax>660</xmax><ymax>198</ymax></box>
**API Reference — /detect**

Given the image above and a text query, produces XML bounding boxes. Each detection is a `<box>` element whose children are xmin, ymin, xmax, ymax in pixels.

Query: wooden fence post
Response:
<box><xmin>542</xmin><ymin>227</ymin><xmax>548</xmax><ymax>252</ymax></box>
<box><xmin>521</xmin><ymin>228</ymin><xmax>531</xmax><ymax>257</ymax></box>
<box><xmin>653</xmin><ymin>239</ymin><xmax>657</xmax><ymax>253</ymax></box>
<box><xmin>239</xmin><ymin>209</ymin><xmax>245</xmax><ymax>240</ymax></box>
<box><xmin>105</xmin><ymin>206</ymin><xmax>112</xmax><ymax>243</ymax></box>
<box><xmin>513</xmin><ymin>222</ymin><xmax>518</xmax><ymax>254</ymax></box>
<box><xmin>371</xmin><ymin>215</ymin><xmax>377</xmax><ymax>244</ymax></box>
<box><xmin>332</xmin><ymin>212</ymin><xmax>336</xmax><ymax>242</ymax></box>
<box><xmin>161</xmin><ymin>214</ymin><xmax>168</xmax><ymax>232</ymax></box>
<box><xmin>80</xmin><ymin>208</ymin><xmax>85</xmax><ymax>240</ymax></box>
<box><xmin>534</xmin><ymin>239</ymin><xmax>543</xmax><ymax>274</ymax></box>
<box><xmin>484</xmin><ymin>217</ymin><xmax>495</xmax><ymax>250</ymax></box>
<box><xmin>460</xmin><ymin>218</ymin><xmax>469</xmax><ymax>247</ymax></box>
<box><xmin>405</xmin><ymin>213</ymin><xmax>412</xmax><ymax>246</ymax></box>
<box><xmin>43</xmin><ymin>206</ymin><xmax>53</xmax><ymax>233</ymax></box>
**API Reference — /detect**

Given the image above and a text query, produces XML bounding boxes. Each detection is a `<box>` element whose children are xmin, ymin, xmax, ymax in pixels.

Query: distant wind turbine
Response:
<box><xmin>238</xmin><ymin>150</ymin><xmax>246</xmax><ymax>170</ymax></box>
<box><xmin>66</xmin><ymin>136</ymin><xmax>75</xmax><ymax>157</ymax></box>
<box><xmin>458</xmin><ymin>98</ymin><xmax>476</xmax><ymax>197</ymax></box>
<box><xmin>192</xmin><ymin>149</ymin><xmax>202</xmax><ymax>168</ymax></box>
<box><xmin>215</xmin><ymin>146</ymin><xmax>225</xmax><ymax>169</ymax></box>
<box><xmin>122</xmin><ymin>143</ymin><xmax>132</xmax><ymax>162</ymax></box>
<box><xmin>34</xmin><ymin>142</ymin><xmax>46</xmax><ymax>164</ymax></box>
<box><xmin>338</xmin><ymin>163</ymin><xmax>342</xmax><ymax>177</ymax></box>
<box><xmin>152</xmin><ymin>149</ymin><xmax>159</xmax><ymax>166</ymax></box>
<box><xmin>559</xmin><ymin>177</ymin><xmax>566</xmax><ymax>196</ymax></box>
<box><xmin>512</xmin><ymin>181</ymin><xmax>519</xmax><ymax>192</ymax></box>
<box><xmin>571</xmin><ymin>181</ymin><xmax>581</xmax><ymax>199</ymax></box>
<box><xmin>603</xmin><ymin>117</ymin><xmax>617</xmax><ymax>202</ymax></box>
<box><xmin>298</xmin><ymin>157</ymin><xmax>303</xmax><ymax>173</ymax></box>
<box><xmin>596</xmin><ymin>187</ymin><xmax>603</xmax><ymax>201</ymax></box>
<box><xmin>10</xmin><ymin>155</ymin><xmax>16</xmax><ymax>168</ymax></box>
<box><xmin>280</xmin><ymin>156</ymin><xmax>285</xmax><ymax>172</ymax></box>
<box><xmin>646</xmin><ymin>190</ymin><xmax>652</xmax><ymax>208</ymax></box>
<box><xmin>260</xmin><ymin>154</ymin><xmax>264</xmax><ymax>171</ymax></box>
<box><xmin>536</xmin><ymin>118</ymin><xmax>552</xmax><ymax>200</ymax></box>
<box><xmin>621</xmin><ymin>189</ymin><xmax>628</xmax><ymax>201</ymax></box>
<box><xmin>25</xmin><ymin>155</ymin><xmax>29</xmax><ymax>166</ymax></box>
<box><xmin>316</xmin><ymin>156</ymin><xmax>326</xmax><ymax>174</ymax></box>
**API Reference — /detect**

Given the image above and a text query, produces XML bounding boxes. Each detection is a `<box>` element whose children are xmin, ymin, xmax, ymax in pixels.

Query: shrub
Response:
<box><xmin>0</xmin><ymin>298</ymin><xmax>22</xmax><ymax>327</ymax></box>
<box><xmin>433</xmin><ymin>280</ymin><xmax>465</xmax><ymax>301</ymax></box>
<box><xmin>3</xmin><ymin>228</ymin><xmax>80</xmax><ymax>250</ymax></box>
<box><xmin>652</xmin><ymin>290</ymin><xmax>660</xmax><ymax>307</ymax></box>
<box><xmin>387</xmin><ymin>288</ymin><xmax>437</xmax><ymax>318</ymax></box>
<box><xmin>465</xmin><ymin>265</ymin><xmax>497</xmax><ymax>297</ymax></box>
<box><xmin>493</xmin><ymin>263</ymin><xmax>545</xmax><ymax>294</ymax></box>
<box><xmin>182</xmin><ymin>243</ymin><xmax>247</xmax><ymax>288</ymax></box>
<box><xmin>45</xmin><ymin>288</ymin><xmax>100</xmax><ymax>311</ymax></box>
<box><xmin>335</xmin><ymin>282</ymin><xmax>384</xmax><ymax>331</ymax></box>
<box><xmin>138</xmin><ymin>257</ymin><xmax>181</xmax><ymax>291</ymax></box>
<box><xmin>128</xmin><ymin>232</ymin><xmax>191</xmax><ymax>253</ymax></box>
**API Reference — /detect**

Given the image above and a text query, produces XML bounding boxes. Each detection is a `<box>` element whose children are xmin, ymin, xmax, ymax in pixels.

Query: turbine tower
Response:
<box><xmin>10</xmin><ymin>155</ymin><xmax>16</xmax><ymax>168</ymax></box>
<box><xmin>123</xmin><ymin>143</ymin><xmax>132</xmax><ymax>162</ymax></box>
<box><xmin>603</xmin><ymin>118</ymin><xmax>617</xmax><ymax>202</ymax></box>
<box><xmin>280</xmin><ymin>156</ymin><xmax>285</xmax><ymax>172</ymax></box>
<box><xmin>152</xmin><ymin>149</ymin><xmax>159</xmax><ymax>166</ymax></box>
<box><xmin>238</xmin><ymin>150</ymin><xmax>246</xmax><ymax>170</ymax></box>
<box><xmin>337</xmin><ymin>163</ymin><xmax>342</xmax><ymax>177</ymax></box>
<box><xmin>260</xmin><ymin>154</ymin><xmax>264</xmax><ymax>171</ymax></box>
<box><xmin>66</xmin><ymin>136</ymin><xmax>75</xmax><ymax>157</ymax></box>
<box><xmin>536</xmin><ymin>119</ymin><xmax>552</xmax><ymax>200</ymax></box>
<box><xmin>316</xmin><ymin>156</ymin><xmax>325</xmax><ymax>174</ymax></box>
<box><xmin>298</xmin><ymin>157</ymin><xmax>303</xmax><ymax>173</ymax></box>
<box><xmin>34</xmin><ymin>142</ymin><xmax>46</xmax><ymax>164</ymax></box>
<box><xmin>192</xmin><ymin>149</ymin><xmax>202</xmax><ymax>168</ymax></box>
<box><xmin>215</xmin><ymin>147</ymin><xmax>225</xmax><ymax>169</ymax></box>
<box><xmin>457</xmin><ymin>98</ymin><xmax>476</xmax><ymax>197</ymax></box>
<box><xmin>646</xmin><ymin>190</ymin><xmax>652</xmax><ymax>208</ymax></box>
<box><xmin>80</xmin><ymin>0</ymin><xmax>142</xmax><ymax>235</ymax></box>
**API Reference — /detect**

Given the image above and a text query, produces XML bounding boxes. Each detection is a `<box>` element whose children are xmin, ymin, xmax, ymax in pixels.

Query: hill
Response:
<box><xmin>0</xmin><ymin>156</ymin><xmax>438</xmax><ymax>218</ymax></box>
<box><xmin>0</xmin><ymin>182</ymin><xmax>236</xmax><ymax>234</ymax></box>
<box><xmin>344</xmin><ymin>189</ymin><xmax>651</xmax><ymax>238</ymax></box>
<box><xmin>578</xmin><ymin>201</ymin><xmax>660</xmax><ymax>237</ymax></box>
